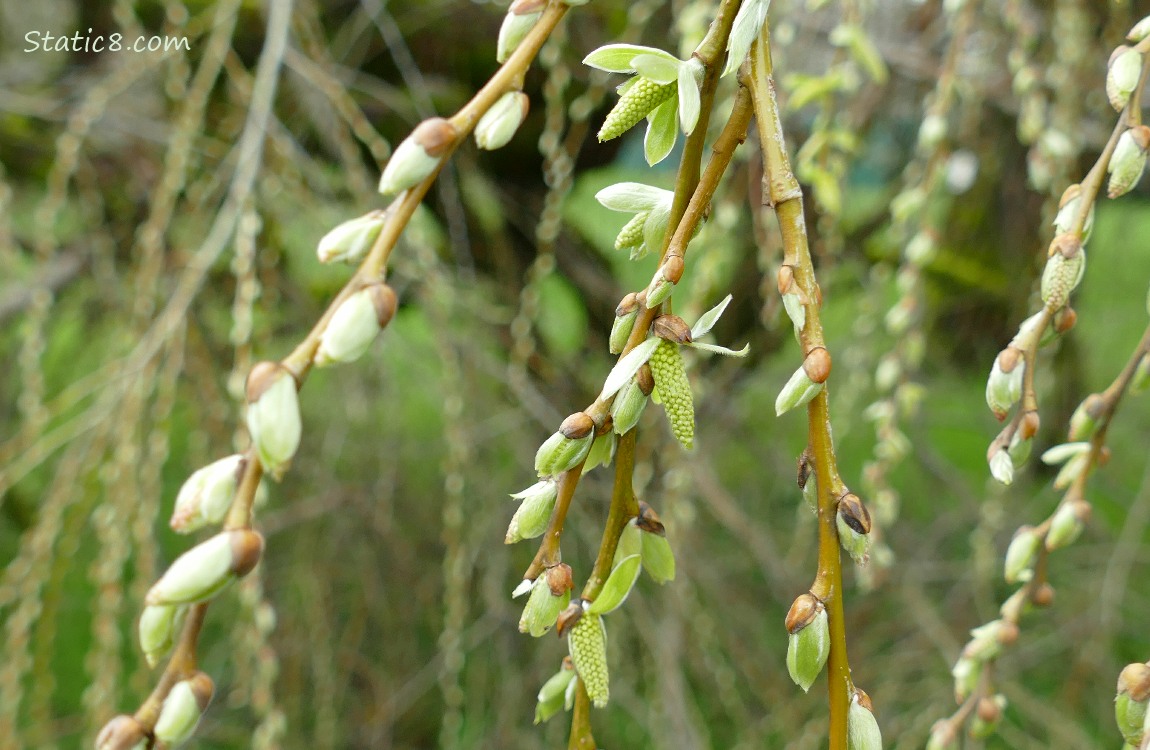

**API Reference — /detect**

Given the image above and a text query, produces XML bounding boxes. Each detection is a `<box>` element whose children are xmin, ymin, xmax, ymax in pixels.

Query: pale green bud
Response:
<box><xmin>520</xmin><ymin>565</ymin><xmax>572</xmax><ymax>637</ymax></box>
<box><xmin>1043</xmin><ymin>442</ymin><xmax>1092</xmax><ymax>490</ymax></box>
<box><xmin>533</xmin><ymin>412</ymin><xmax>595</xmax><ymax>476</ymax></box>
<box><xmin>1040</xmin><ymin>236</ymin><xmax>1085</xmax><ymax>310</ymax></box>
<box><xmin>836</xmin><ymin>493</ymin><xmax>872</xmax><ymax>563</ymax></box>
<box><xmin>170</xmin><ymin>454</ymin><xmax>243</xmax><ymax>534</ymax></box>
<box><xmin>963</xmin><ymin>619</ymin><xmax>1018</xmax><ymax>662</ymax></box>
<box><xmin>609</xmin><ymin>293</ymin><xmax>640</xmax><ymax>354</ymax></box>
<box><xmin>1007</xmin><ymin>430</ymin><xmax>1031</xmax><ymax>466</ymax></box>
<box><xmin>568</xmin><ymin>611</ymin><xmax>609</xmax><ymax>708</ymax></box>
<box><xmin>952</xmin><ymin>656</ymin><xmax>978</xmax><ymax>702</ymax></box>
<box><xmin>475</xmin><ymin>91</ymin><xmax>529</xmax><ymax>150</ymax></box>
<box><xmin>1129</xmin><ymin>15</ymin><xmax>1150</xmax><ymax>42</ymax></box>
<box><xmin>847</xmin><ymin>689</ymin><xmax>882</xmax><ymax>750</ymax></box>
<box><xmin>890</xmin><ymin>187</ymin><xmax>926</xmax><ymax>225</ymax></box>
<box><xmin>598</xmin><ymin>76</ymin><xmax>677</xmax><ymax>142</ymax></box>
<box><xmin>785</xmin><ymin>594</ymin><xmax>829</xmax><ymax>693</ymax></box>
<box><xmin>905</xmin><ymin>230</ymin><xmax>937</xmax><ymax>266</ymax></box>
<box><xmin>926</xmin><ymin>720</ymin><xmax>958</xmax><ymax>750</ymax></box>
<box><xmin>1132</xmin><ymin>354</ymin><xmax>1150</xmax><ymax>394</ymax></box>
<box><xmin>1053</xmin><ymin>185</ymin><xmax>1094</xmax><ymax>241</ymax></box>
<box><xmin>989</xmin><ymin>448</ymin><xmax>1014</xmax><ymax>485</ymax></box>
<box><xmin>917</xmin><ymin>113</ymin><xmax>947</xmax><ymax>152</ymax></box>
<box><xmin>1046</xmin><ymin>500</ymin><xmax>1089</xmax><ymax>551</ymax></box>
<box><xmin>985</xmin><ymin>349</ymin><xmax>1024</xmax><ymax>419</ymax></box>
<box><xmin>316</xmin><ymin>209</ymin><xmax>386</xmax><ymax>264</ymax></box>
<box><xmin>775</xmin><ymin>365</ymin><xmax>823</xmax><ymax>417</ymax></box>
<box><xmin>1108</xmin><ymin>126</ymin><xmax>1150</xmax><ymax>199</ymax></box>
<box><xmin>1108</xmin><ymin>47</ymin><xmax>1144</xmax><ymax>112</ymax></box>
<box><xmin>245</xmin><ymin>362</ymin><xmax>301</xmax><ymax>479</ymax></box>
<box><xmin>649</xmin><ymin>340</ymin><xmax>694</xmax><ymax>450</ymax></box>
<box><xmin>1004</xmin><ymin>526</ymin><xmax>1041</xmax><ymax>584</ymax></box>
<box><xmin>378</xmin><ymin>117</ymin><xmax>456</xmax><ymax>195</ymax></box>
<box><xmin>496</xmin><ymin>0</ymin><xmax>543</xmax><ymax>64</ymax></box>
<box><xmin>506</xmin><ymin>479</ymin><xmax>559</xmax><ymax>543</ymax></box>
<box><xmin>610</xmin><ymin>367</ymin><xmax>652</xmax><ymax>435</ymax></box>
<box><xmin>146</xmin><ymin>530</ymin><xmax>264</xmax><ymax>606</ymax></box>
<box><xmin>535</xmin><ymin>660</ymin><xmax>576</xmax><ymax>724</ymax></box>
<box><xmin>154</xmin><ymin>672</ymin><xmax>214</xmax><ymax>746</ymax></box>
<box><xmin>139</xmin><ymin>604</ymin><xmax>188</xmax><ymax>668</ymax></box>
<box><xmin>640</xmin><ymin>528</ymin><xmax>675</xmax><ymax>584</ymax></box>
<box><xmin>644</xmin><ymin>267</ymin><xmax>677</xmax><ymax>308</ymax></box>
<box><xmin>1069</xmin><ymin>393</ymin><xmax>1104</xmax><ymax>441</ymax></box>
<box><xmin>95</xmin><ymin>715</ymin><xmax>148</xmax><ymax>750</ymax></box>
<box><xmin>1116</xmin><ymin>662</ymin><xmax>1150</xmax><ymax>744</ymax></box>
<box><xmin>316</xmin><ymin>283</ymin><xmax>397</xmax><ymax>367</ymax></box>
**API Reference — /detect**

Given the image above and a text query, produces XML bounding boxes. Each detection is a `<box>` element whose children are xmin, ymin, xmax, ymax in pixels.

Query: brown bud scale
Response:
<box><xmin>785</xmin><ymin>592</ymin><xmax>822</xmax><ymax>634</ymax></box>
<box><xmin>230</xmin><ymin>530</ymin><xmax>265</xmax><ymax>578</ymax></box>
<box><xmin>559</xmin><ymin>412</ymin><xmax>595</xmax><ymax>440</ymax></box>
<box><xmin>546</xmin><ymin>564</ymin><xmax>574</xmax><ymax>597</ymax></box>
<box><xmin>653</xmin><ymin>315</ymin><xmax>692</xmax><ymax>344</ymax></box>
<box><xmin>411</xmin><ymin>117</ymin><xmax>458</xmax><ymax>158</ymax></box>
<box><xmin>803</xmin><ymin>347</ymin><xmax>832</xmax><ymax>384</ymax></box>
<box><xmin>555</xmin><ymin>602</ymin><xmax>583</xmax><ymax>638</ymax></box>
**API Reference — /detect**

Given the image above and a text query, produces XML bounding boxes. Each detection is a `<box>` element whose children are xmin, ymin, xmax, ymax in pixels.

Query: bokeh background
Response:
<box><xmin>2</xmin><ymin>0</ymin><xmax>1150</xmax><ymax>748</ymax></box>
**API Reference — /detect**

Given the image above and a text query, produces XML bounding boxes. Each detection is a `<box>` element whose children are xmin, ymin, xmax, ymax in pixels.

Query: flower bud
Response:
<box><xmin>475</xmin><ymin>91</ymin><xmax>529</xmax><ymax>150</ymax></box>
<box><xmin>989</xmin><ymin>448</ymin><xmax>1014</xmax><ymax>485</ymax></box>
<box><xmin>1116</xmin><ymin>663</ymin><xmax>1150</xmax><ymax>744</ymax></box>
<box><xmin>1040</xmin><ymin>234</ymin><xmax>1085</xmax><ymax>310</ymax></box>
<box><xmin>95</xmin><ymin>715</ymin><xmax>148</xmax><ymax>750</ymax></box>
<box><xmin>316</xmin><ymin>283</ymin><xmax>397</xmax><ymax>367</ymax></box>
<box><xmin>1108</xmin><ymin>125</ymin><xmax>1150</xmax><ymax>199</ymax></box>
<box><xmin>610</xmin><ymin>375</ymin><xmax>650</xmax><ymax>435</ymax></box>
<box><xmin>316</xmin><ymin>209</ymin><xmax>387</xmax><ymax>264</ymax></box>
<box><xmin>969</xmin><ymin>694</ymin><xmax>1006</xmax><ymax>740</ymax></box>
<box><xmin>614</xmin><ymin>211</ymin><xmax>649</xmax><ymax>256</ymax></box>
<box><xmin>378</xmin><ymin>117</ymin><xmax>456</xmax><ymax>195</ymax></box>
<box><xmin>146</xmin><ymin>530</ymin><xmax>264</xmax><ymax>606</ymax></box>
<box><xmin>245</xmin><ymin>362</ymin><xmax>301</xmax><ymax>479</ymax></box>
<box><xmin>952</xmin><ymin>656</ymin><xmax>978</xmax><ymax>703</ymax></box>
<box><xmin>520</xmin><ymin>566</ymin><xmax>572</xmax><ymax>637</ymax></box>
<box><xmin>1107</xmin><ymin>46</ymin><xmax>1144</xmax><ymax>112</ymax></box>
<box><xmin>568</xmin><ymin>612</ymin><xmax>609</xmax><ymax>708</ymax></box>
<box><xmin>496</xmin><ymin>0</ymin><xmax>544</xmax><ymax>63</ymax></box>
<box><xmin>649</xmin><ymin>340</ymin><xmax>694</xmax><ymax>449</ymax></box>
<box><xmin>535</xmin><ymin>659</ymin><xmax>576</xmax><ymax>724</ymax></box>
<box><xmin>785</xmin><ymin>594</ymin><xmax>829</xmax><ymax>693</ymax></box>
<box><xmin>985</xmin><ymin>349</ymin><xmax>1024</xmax><ymax>419</ymax></box>
<box><xmin>534</xmin><ymin>427</ymin><xmax>594</xmax><ymax>476</ymax></box>
<box><xmin>1131</xmin><ymin>15</ymin><xmax>1150</xmax><ymax>41</ymax></box>
<box><xmin>1004</xmin><ymin>526</ymin><xmax>1041</xmax><ymax>584</ymax></box>
<box><xmin>776</xmin><ymin>364</ymin><xmax>824</xmax><ymax>416</ymax></box>
<box><xmin>139</xmin><ymin>603</ymin><xmax>188</xmax><ymax>668</ymax></box>
<box><xmin>847</xmin><ymin>688</ymin><xmax>882</xmax><ymax>750</ymax></box>
<box><xmin>1053</xmin><ymin>184</ymin><xmax>1094</xmax><ymax>241</ymax></box>
<box><xmin>170</xmin><ymin>454</ymin><xmax>244</xmax><ymax>534</ymax></box>
<box><xmin>584</xmin><ymin>432</ymin><xmax>617</xmax><ymax>472</ymax></box>
<box><xmin>836</xmin><ymin>493</ymin><xmax>872</xmax><ymax>563</ymax></box>
<box><xmin>506</xmin><ymin>479</ymin><xmax>559</xmax><ymax>543</ymax></box>
<box><xmin>1068</xmin><ymin>393</ymin><xmax>1105</xmax><ymax>441</ymax></box>
<box><xmin>154</xmin><ymin>671</ymin><xmax>214</xmax><ymax>746</ymax></box>
<box><xmin>644</xmin><ymin>258</ymin><xmax>682</xmax><ymax>308</ymax></box>
<box><xmin>609</xmin><ymin>293</ymin><xmax>640</xmax><ymax>354</ymax></box>
<box><xmin>1046</xmin><ymin>499</ymin><xmax>1089</xmax><ymax>551</ymax></box>
<box><xmin>598</xmin><ymin>76</ymin><xmax>678</xmax><ymax>142</ymax></box>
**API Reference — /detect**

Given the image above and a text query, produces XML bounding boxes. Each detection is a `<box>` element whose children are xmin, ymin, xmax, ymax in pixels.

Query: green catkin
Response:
<box><xmin>598</xmin><ymin>79</ymin><xmax>676</xmax><ymax>141</ymax></box>
<box><xmin>649</xmin><ymin>340</ymin><xmax>694</xmax><ymax>449</ymax></box>
<box><xmin>568</xmin><ymin>613</ymin><xmax>609</xmax><ymax>708</ymax></box>
<box><xmin>614</xmin><ymin>210</ymin><xmax>649</xmax><ymax>251</ymax></box>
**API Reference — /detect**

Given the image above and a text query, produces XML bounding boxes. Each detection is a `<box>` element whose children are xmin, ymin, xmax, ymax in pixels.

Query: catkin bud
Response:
<box><xmin>95</xmin><ymin>715</ymin><xmax>148</xmax><ymax>750</ymax></box>
<box><xmin>475</xmin><ymin>91</ymin><xmax>529</xmax><ymax>150</ymax></box>
<box><xmin>316</xmin><ymin>209</ymin><xmax>387</xmax><ymax>264</ymax></box>
<box><xmin>245</xmin><ymin>362</ymin><xmax>301</xmax><ymax>479</ymax></box>
<box><xmin>378</xmin><ymin>117</ymin><xmax>456</xmax><ymax>195</ymax></box>
<box><xmin>154</xmin><ymin>671</ymin><xmax>214</xmax><ymax>746</ymax></box>
<box><xmin>952</xmin><ymin>656</ymin><xmax>978</xmax><ymax>703</ymax></box>
<box><xmin>836</xmin><ymin>493</ymin><xmax>872</xmax><ymax>563</ymax></box>
<box><xmin>1004</xmin><ymin>525</ymin><xmax>1041</xmax><ymax>584</ymax></box>
<box><xmin>170</xmin><ymin>454</ymin><xmax>244</xmax><ymax>533</ymax></box>
<box><xmin>649</xmin><ymin>340</ymin><xmax>694</xmax><ymax>449</ymax></box>
<box><xmin>598</xmin><ymin>77</ymin><xmax>678</xmax><ymax>142</ymax></box>
<box><xmin>316</xmin><ymin>283</ymin><xmax>397</xmax><ymax>367</ymax></box>
<box><xmin>496</xmin><ymin>0</ymin><xmax>544</xmax><ymax>63</ymax></box>
<box><xmin>568</xmin><ymin>612</ymin><xmax>609</xmax><ymax>708</ymax></box>
<box><xmin>146</xmin><ymin>530</ymin><xmax>264</xmax><ymax>606</ymax></box>
<box><xmin>1108</xmin><ymin>125</ymin><xmax>1150</xmax><ymax>198</ymax></box>
<box><xmin>785</xmin><ymin>594</ymin><xmax>829</xmax><ymax>692</ymax></box>
<box><xmin>1107</xmin><ymin>46</ymin><xmax>1144</xmax><ymax>112</ymax></box>
<box><xmin>847</xmin><ymin>688</ymin><xmax>882</xmax><ymax>750</ymax></box>
<box><xmin>614</xmin><ymin>211</ymin><xmax>649</xmax><ymax>255</ymax></box>
<box><xmin>138</xmin><ymin>603</ymin><xmax>188</xmax><ymax>668</ymax></box>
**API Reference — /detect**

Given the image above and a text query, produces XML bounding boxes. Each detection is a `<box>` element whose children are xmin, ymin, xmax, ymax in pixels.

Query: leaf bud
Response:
<box><xmin>1053</xmin><ymin>184</ymin><xmax>1094</xmax><ymax>241</ymax></box>
<box><xmin>988</xmin><ymin>448</ymin><xmax>1014</xmax><ymax>486</ymax></box>
<box><xmin>534</xmin><ymin>429</ymin><xmax>593</xmax><ymax>477</ymax></box>
<box><xmin>785</xmin><ymin>594</ymin><xmax>829</xmax><ymax>692</ymax></box>
<box><xmin>316</xmin><ymin>283</ymin><xmax>397</xmax><ymax>367</ymax></box>
<box><xmin>519</xmin><ymin>566</ymin><xmax>572</xmax><ymax>637</ymax></box>
<box><xmin>584</xmin><ymin>432</ymin><xmax>617</xmax><ymax>472</ymax></box>
<box><xmin>652</xmin><ymin>314</ymin><xmax>692</xmax><ymax>344</ymax></box>
<box><xmin>776</xmin><ymin>364</ymin><xmax>824</xmax><ymax>416</ymax></box>
<box><xmin>506</xmin><ymin>479</ymin><xmax>559</xmax><ymax>543</ymax></box>
<box><xmin>640</xmin><ymin>528</ymin><xmax>675</xmax><ymax>584</ymax></box>
<box><xmin>146</xmin><ymin>530</ymin><xmax>263</xmax><ymax>607</ymax></box>
<box><xmin>95</xmin><ymin>715</ymin><xmax>148</xmax><ymax>750</ymax></box>
<box><xmin>1107</xmin><ymin>46</ymin><xmax>1144</xmax><ymax>112</ymax></box>
<box><xmin>497</xmin><ymin>0</ymin><xmax>545</xmax><ymax>63</ymax></box>
<box><xmin>1004</xmin><ymin>526</ymin><xmax>1041</xmax><ymax>584</ymax></box>
<box><xmin>952</xmin><ymin>656</ymin><xmax>978</xmax><ymax>703</ymax></box>
<box><xmin>535</xmin><ymin>660</ymin><xmax>576</xmax><ymax>724</ymax></box>
<box><xmin>1046</xmin><ymin>499</ymin><xmax>1090</xmax><ymax>551</ymax></box>
<box><xmin>985</xmin><ymin>348</ymin><xmax>1024</xmax><ymax>420</ymax></box>
<box><xmin>567</xmin><ymin>612</ymin><xmax>609</xmax><ymax>708</ymax></box>
<box><xmin>378</xmin><ymin>117</ymin><xmax>456</xmax><ymax>195</ymax></box>
<box><xmin>245</xmin><ymin>362</ymin><xmax>302</xmax><ymax>479</ymax></box>
<box><xmin>803</xmin><ymin>347</ymin><xmax>832</xmax><ymax>384</ymax></box>
<box><xmin>905</xmin><ymin>230</ymin><xmax>938</xmax><ymax>266</ymax></box>
<box><xmin>609</xmin><ymin>376</ymin><xmax>649</xmax><ymax>435</ymax></box>
<box><xmin>1032</xmin><ymin>582</ymin><xmax>1055</xmax><ymax>608</ymax></box>
<box><xmin>476</xmin><ymin>91</ymin><xmax>530</xmax><ymax>150</ymax></box>
<box><xmin>917</xmin><ymin>113</ymin><xmax>947</xmax><ymax>152</ymax></box>
<box><xmin>1108</xmin><ymin>125</ymin><xmax>1150</xmax><ymax>199</ymax></box>
<box><xmin>1117</xmin><ymin>663</ymin><xmax>1150</xmax><ymax>744</ymax></box>
<box><xmin>316</xmin><ymin>209</ymin><xmax>387</xmax><ymax>264</ymax></box>
<box><xmin>1130</xmin><ymin>15</ymin><xmax>1150</xmax><ymax>42</ymax></box>
<box><xmin>1018</xmin><ymin>409</ymin><xmax>1040</xmax><ymax>440</ymax></box>
<box><xmin>609</xmin><ymin>293</ymin><xmax>640</xmax><ymax>354</ymax></box>
<box><xmin>154</xmin><ymin>671</ymin><xmax>214</xmax><ymax>746</ymax></box>
<box><xmin>170</xmin><ymin>454</ymin><xmax>244</xmax><ymax>534</ymax></box>
<box><xmin>138</xmin><ymin>603</ymin><xmax>188</xmax><ymax>668</ymax></box>
<box><xmin>560</xmin><ymin>412</ymin><xmax>595</xmax><ymax>440</ymax></box>
<box><xmin>847</xmin><ymin>687</ymin><xmax>882</xmax><ymax>750</ymax></box>
<box><xmin>836</xmin><ymin>492</ymin><xmax>872</xmax><ymax>563</ymax></box>
<box><xmin>645</xmin><ymin>257</ymin><xmax>683</xmax><ymax>308</ymax></box>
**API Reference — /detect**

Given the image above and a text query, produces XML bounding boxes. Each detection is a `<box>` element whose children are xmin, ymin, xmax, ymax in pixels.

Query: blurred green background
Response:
<box><xmin>2</xmin><ymin>0</ymin><xmax>1150</xmax><ymax>748</ymax></box>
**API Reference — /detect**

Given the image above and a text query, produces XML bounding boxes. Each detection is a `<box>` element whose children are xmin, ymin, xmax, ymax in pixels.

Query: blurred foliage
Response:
<box><xmin>2</xmin><ymin>0</ymin><xmax>1150</xmax><ymax>748</ymax></box>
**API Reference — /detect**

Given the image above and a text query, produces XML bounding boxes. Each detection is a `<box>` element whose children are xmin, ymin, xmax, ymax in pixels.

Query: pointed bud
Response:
<box><xmin>1068</xmin><ymin>394</ymin><xmax>1104</xmax><ymax>441</ymax></box>
<box><xmin>649</xmin><ymin>340</ymin><xmax>694</xmax><ymax>449</ymax></box>
<box><xmin>847</xmin><ymin>688</ymin><xmax>882</xmax><ymax>750</ymax></box>
<box><xmin>95</xmin><ymin>715</ymin><xmax>148</xmax><ymax>750</ymax></box>
<box><xmin>520</xmin><ymin>566</ymin><xmax>572</xmax><ymax>637</ymax></box>
<box><xmin>568</xmin><ymin>612</ymin><xmax>609</xmax><ymax>708</ymax></box>
<box><xmin>506</xmin><ymin>479</ymin><xmax>559</xmax><ymax>543</ymax></box>
<box><xmin>534</xmin><ymin>425</ymin><xmax>594</xmax><ymax>476</ymax></box>
<box><xmin>1004</xmin><ymin>526</ymin><xmax>1041</xmax><ymax>584</ymax></box>
<box><xmin>170</xmin><ymin>454</ymin><xmax>244</xmax><ymax>533</ymax></box>
<box><xmin>316</xmin><ymin>209</ymin><xmax>387</xmax><ymax>264</ymax></box>
<box><xmin>378</xmin><ymin>117</ymin><xmax>456</xmax><ymax>195</ymax></box>
<box><xmin>644</xmin><ymin>257</ymin><xmax>683</xmax><ymax>308</ymax></box>
<box><xmin>785</xmin><ymin>594</ymin><xmax>829</xmax><ymax>692</ymax></box>
<box><xmin>1046</xmin><ymin>500</ymin><xmax>1090</xmax><ymax>550</ymax></box>
<box><xmin>778</xmin><ymin>264</ymin><xmax>807</xmax><ymax>335</ymax></box>
<box><xmin>476</xmin><ymin>91</ymin><xmax>529</xmax><ymax>150</ymax></box>
<box><xmin>1107</xmin><ymin>46</ymin><xmax>1144</xmax><ymax>112</ymax></box>
<box><xmin>316</xmin><ymin>283</ymin><xmax>397</xmax><ymax>367</ymax></box>
<box><xmin>598</xmin><ymin>77</ymin><xmax>678</xmax><ymax>142</ymax></box>
<box><xmin>245</xmin><ymin>362</ymin><xmax>301</xmax><ymax>479</ymax></box>
<box><xmin>609</xmin><ymin>293</ymin><xmax>640</xmax><ymax>354</ymax></box>
<box><xmin>776</xmin><ymin>364</ymin><xmax>824</xmax><ymax>416</ymax></box>
<box><xmin>836</xmin><ymin>493</ymin><xmax>872</xmax><ymax>563</ymax></box>
<box><xmin>969</xmin><ymin>694</ymin><xmax>1006</xmax><ymax>740</ymax></box>
<box><xmin>154</xmin><ymin>671</ymin><xmax>214</xmax><ymax>746</ymax></box>
<box><xmin>139</xmin><ymin>604</ymin><xmax>188</xmax><ymax>668</ymax></box>
<box><xmin>986</xmin><ymin>349</ymin><xmax>1025</xmax><ymax>419</ymax></box>
<box><xmin>1108</xmin><ymin>125</ymin><xmax>1150</xmax><ymax>198</ymax></box>
<box><xmin>497</xmin><ymin>0</ymin><xmax>544</xmax><ymax>63</ymax></box>
<box><xmin>535</xmin><ymin>660</ymin><xmax>576</xmax><ymax>724</ymax></box>
<box><xmin>610</xmin><ymin>375</ymin><xmax>650</xmax><ymax>435</ymax></box>
<box><xmin>146</xmin><ymin>530</ymin><xmax>264</xmax><ymax>606</ymax></box>
<box><xmin>640</xmin><ymin>528</ymin><xmax>675</xmax><ymax>584</ymax></box>
<box><xmin>1116</xmin><ymin>663</ymin><xmax>1150</xmax><ymax>744</ymax></box>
